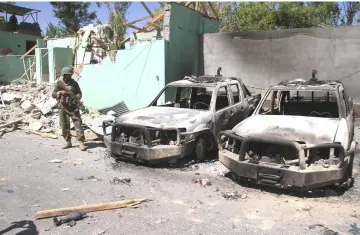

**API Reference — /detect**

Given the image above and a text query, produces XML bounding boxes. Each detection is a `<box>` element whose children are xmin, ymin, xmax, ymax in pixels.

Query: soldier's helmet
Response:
<box><xmin>60</xmin><ymin>66</ymin><xmax>73</xmax><ymax>76</ymax></box>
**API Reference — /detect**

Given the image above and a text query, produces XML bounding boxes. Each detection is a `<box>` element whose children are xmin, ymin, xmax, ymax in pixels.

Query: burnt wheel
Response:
<box><xmin>194</xmin><ymin>138</ymin><xmax>206</xmax><ymax>161</ymax></box>
<box><xmin>336</xmin><ymin>153</ymin><xmax>355</xmax><ymax>190</ymax></box>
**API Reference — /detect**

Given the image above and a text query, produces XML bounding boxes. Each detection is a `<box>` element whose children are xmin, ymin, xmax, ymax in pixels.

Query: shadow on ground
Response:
<box><xmin>109</xmin><ymin>150</ymin><xmax>219</xmax><ymax>171</ymax></box>
<box><xmin>85</xmin><ymin>141</ymin><xmax>105</xmax><ymax>150</ymax></box>
<box><xmin>223</xmin><ymin>171</ymin><xmax>356</xmax><ymax>199</ymax></box>
<box><xmin>0</xmin><ymin>220</ymin><xmax>39</xmax><ymax>235</ymax></box>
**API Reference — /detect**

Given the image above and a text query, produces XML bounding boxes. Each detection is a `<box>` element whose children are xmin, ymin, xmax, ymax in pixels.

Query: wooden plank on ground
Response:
<box><xmin>35</xmin><ymin>199</ymin><xmax>150</xmax><ymax>219</ymax></box>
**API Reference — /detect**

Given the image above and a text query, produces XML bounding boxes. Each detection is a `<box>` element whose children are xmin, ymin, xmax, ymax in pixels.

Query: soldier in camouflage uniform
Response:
<box><xmin>52</xmin><ymin>66</ymin><xmax>86</xmax><ymax>151</ymax></box>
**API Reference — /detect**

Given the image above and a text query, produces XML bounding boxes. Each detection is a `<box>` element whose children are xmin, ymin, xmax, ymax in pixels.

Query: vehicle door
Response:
<box><xmin>340</xmin><ymin>87</ymin><xmax>354</xmax><ymax>146</ymax></box>
<box><xmin>228</xmin><ymin>81</ymin><xmax>246</xmax><ymax>127</ymax></box>
<box><xmin>213</xmin><ymin>84</ymin><xmax>234</xmax><ymax>137</ymax></box>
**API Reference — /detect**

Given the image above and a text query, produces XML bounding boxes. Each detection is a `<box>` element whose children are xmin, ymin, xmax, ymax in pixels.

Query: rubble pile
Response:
<box><xmin>0</xmin><ymin>82</ymin><xmax>116</xmax><ymax>140</ymax></box>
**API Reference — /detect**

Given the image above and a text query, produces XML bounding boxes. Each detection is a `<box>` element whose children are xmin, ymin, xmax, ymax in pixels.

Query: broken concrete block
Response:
<box><xmin>56</xmin><ymin>129</ymin><xmax>63</xmax><ymax>136</ymax></box>
<box><xmin>32</xmin><ymin>109</ymin><xmax>42</xmax><ymax>119</ymax></box>
<box><xmin>84</xmin><ymin>129</ymin><xmax>98</xmax><ymax>140</ymax></box>
<box><xmin>35</xmin><ymin>97</ymin><xmax>57</xmax><ymax>115</ymax></box>
<box><xmin>21</xmin><ymin>100</ymin><xmax>35</xmax><ymax>113</ymax></box>
<box><xmin>107</xmin><ymin>110</ymin><xmax>116</xmax><ymax>116</ymax></box>
<box><xmin>28</xmin><ymin>121</ymin><xmax>43</xmax><ymax>131</ymax></box>
<box><xmin>2</xmin><ymin>93</ymin><xmax>22</xmax><ymax>103</ymax></box>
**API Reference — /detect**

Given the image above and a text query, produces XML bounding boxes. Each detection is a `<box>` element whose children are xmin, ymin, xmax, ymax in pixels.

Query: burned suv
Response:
<box><xmin>103</xmin><ymin>74</ymin><xmax>260</xmax><ymax>163</ymax></box>
<box><xmin>218</xmin><ymin>72</ymin><xmax>355</xmax><ymax>190</ymax></box>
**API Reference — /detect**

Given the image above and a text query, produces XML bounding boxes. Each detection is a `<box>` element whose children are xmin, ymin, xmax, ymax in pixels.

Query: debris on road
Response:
<box><xmin>308</xmin><ymin>224</ymin><xmax>339</xmax><ymax>235</ymax></box>
<box><xmin>111</xmin><ymin>177</ymin><xmax>131</xmax><ymax>185</ymax></box>
<box><xmin>94</xmin><ymin>229</ymin><xmax>107</xmax><ymax>235</ymax></box>
<box><xmin>53</xmin><ymin>211</ymin><xmax>87</xmax><ymax>227</ymax></box>
<box><xmin>199</xmin><ymin>178</ymin><xmax>211</xmax><ymax>187</ymax></box>
<box><xmin>35</xmin><ymin>198</ymin><xmax>151</xmax><ymax>219</ymax></box>
<box><xmin>221</xmin><ymin>191</ymin><xmax>247</xmax><ymax>200</ymax></box>
<box><xmin>0</xmin><ymin>82</ymin><xmax>116</xmax><ymax>139</ymax></box>
<box><xmin>20</xmin><ymin>127</ymin><xmax>58</xmax><ymax>139</ymax></box>
<box><xmin>48</xmin><ymin>159</ymin><xmax>63</xmax><ymax>163</ymax></box>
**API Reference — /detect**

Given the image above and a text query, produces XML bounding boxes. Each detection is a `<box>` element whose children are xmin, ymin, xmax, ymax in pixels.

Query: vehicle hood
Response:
<box><xmin>115</xmin><ymin>106</ymin><xmax>211</xmax><ymax>130</ymax></box>
<box><xmin>232</xmin><ymin>115</ymin><xmax>340</xmax><ymax>145</ymax></box>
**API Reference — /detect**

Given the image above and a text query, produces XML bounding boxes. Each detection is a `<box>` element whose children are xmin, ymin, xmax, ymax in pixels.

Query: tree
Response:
<box><xmin>50</xmin><ymin>2</ymin><xmax>97</xmax><ymax>34</ymax></box>
<box><xmin>219</xmin><ymin>2</ymin><xmax>343</xmax><ymax>33</ymax></box>
<box><xmin>44</xmin><ymin>22</ymin><xmax>67</xmax><ymax>38</ymax></box>
<box><xmin>97</xmin><ymin>2</ymin><xmax>131</xmax><ymax>49</ymax></box>
<box><xmin>340</xmin><ymin>2</ymin><xmax>360</xmax><ymax>26</ymax></box>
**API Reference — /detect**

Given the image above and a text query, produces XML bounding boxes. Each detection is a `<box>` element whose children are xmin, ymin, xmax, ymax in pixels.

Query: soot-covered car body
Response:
<box><xmin>218</xmin><ymin>73</ymin><xmax>356</xmax><ymax>190</ymax></box>
<box><xmin>103</xmin><ymin>75</ymin><xmax>260</xmax><ymax>163</ymax></box>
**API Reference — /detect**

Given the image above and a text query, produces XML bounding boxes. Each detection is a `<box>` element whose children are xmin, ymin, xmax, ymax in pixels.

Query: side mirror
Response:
<box><xmin>349</xmin><ymin>97</ymin><xmax>353</xmax><ymax>107</ymax></box>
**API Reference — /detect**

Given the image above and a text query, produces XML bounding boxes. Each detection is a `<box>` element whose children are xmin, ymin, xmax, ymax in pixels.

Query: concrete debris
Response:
<box><xmin>1</xmin><ymin>93</ymin><xmax>22</xmax><ymax>103</ymax></box>
<box><xmin>106</xmin><ymin>110</ymin><xmax>116</xmax><ymax>116</ymax></box>
<box><xmin>199</xmin><ymin>178</ymin><xmax>211</xmax><ymax>187</ymax></box>
<box><xmin>308</xmin><ymin>224</ymin><xmax>339</xmax><ymax>235</ymax></box>
<box><xmin>28</xmin><ymin>120</ymin><xmax>43</xmax><ymax>131</ymax></box>
<box><xmin>21</xmin><ymin>100</ymin><xmax>35</xmax><ymax>113</ymax></box>
<box><xmin>0</xmin><ymin>82</ymin><xmax>115</xmax><ymax>138</ymax></box>
<box><xmin>221</xmin><ymin>191</ymin><xmax>247</xmax><ymax>200</ymax></box>
<box><xmin>111</xmin><ymin>177</ymin><xmax>131</xmax><ymax>185</ymax></box>
<box><xmin>83</xmin><ymin>113</ymin><xmax>115</xmax><ymax>136</ymax></box>
<box><xmin>48</xmin><ymin>159</ymin><xmax>63</xmax><ymax>163</ymax></box>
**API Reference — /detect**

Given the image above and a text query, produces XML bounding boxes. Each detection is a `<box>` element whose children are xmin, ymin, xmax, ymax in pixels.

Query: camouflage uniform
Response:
<box><xmin>52</xmin><ymin>67</ymin><xmax>86</xmax><ymax>150</ymax></box>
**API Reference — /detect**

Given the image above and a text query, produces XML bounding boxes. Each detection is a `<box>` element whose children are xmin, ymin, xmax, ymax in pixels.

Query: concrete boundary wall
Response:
<box><xmin>202</xmin><ymin>26</ymin><xmax>360</xmax><ymax>102</ymax></box>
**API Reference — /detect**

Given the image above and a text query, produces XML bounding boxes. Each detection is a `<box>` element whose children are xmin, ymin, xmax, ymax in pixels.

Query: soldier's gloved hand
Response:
<box><xmin>57</xmin><ymin>90</ymin><xmax>66</xmax><ymax>95</ymax></box>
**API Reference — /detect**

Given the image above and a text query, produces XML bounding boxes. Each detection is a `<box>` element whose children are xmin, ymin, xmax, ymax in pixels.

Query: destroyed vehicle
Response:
<box><xmin>102</xmin><ymin>74</ymin><xmax>261</xmax><ymax>163</ymax></box>
<box><xmin>218</xmin><ymin>72</ymin><xmax>356</xmax><ymax>190</ymax></box>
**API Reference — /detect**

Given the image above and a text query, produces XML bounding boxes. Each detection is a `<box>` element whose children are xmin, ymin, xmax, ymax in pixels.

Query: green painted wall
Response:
<box><xmin>47</xmin><ymin>37</ymin><xmax>88</xmax><ymax>67</ymax></box>
<box><xmin>35</xmin><ymin>48</ymin><xmax>49</xmax><ymax>84</ymax></box>
<box><xmin>165</xmin><ymin>3</ymin><xmax>220</xmax><ymax>86</ymax></box>
<box><xmin>79</xmin><ymin>39</ymin><xmax>166</xmax><ymax>110</ymax></box>
<box><xmin>48</xmin><ymin>48</ymin><xmax>73</xmax><ymax>82</ymax></box>
<box><xmin>0</xmin><ymin>31</ymin><xmax>40</xmax><ymax>55</ymax></box>
<box><xmin>0</xmin><ymin>55</ymin><xmax>34</xmax><ymax>83</ymax></box>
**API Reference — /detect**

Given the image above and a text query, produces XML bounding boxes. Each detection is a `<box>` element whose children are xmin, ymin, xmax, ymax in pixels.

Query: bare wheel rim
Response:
<box><xmin>196</xmin><ymin>138</ymin><xmax>206</xmax><ymax>160</ymax></box>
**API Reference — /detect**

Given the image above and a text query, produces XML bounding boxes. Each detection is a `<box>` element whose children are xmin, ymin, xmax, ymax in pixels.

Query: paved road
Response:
<box><xmin>0</xmin><ymin>130</ymin><xmax>359</xmax><ymax>235</ymax></box>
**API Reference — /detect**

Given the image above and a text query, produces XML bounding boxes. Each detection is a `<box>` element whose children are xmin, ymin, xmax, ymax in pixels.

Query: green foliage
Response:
<box><xmin>44</xmin><ymin>22</ymin><xmax>67</xmax><ymax>38</ymax></box>
<box><xmin>50</xmin><ymin>2</ymin><xmax>97</xmax><ymax>34</ymax></box>
<box><xmin>218</xmin><ymin>2</ymin><xmax>360</xmax><ymax>33</ymax></box>
<box><xmin>97</xmin><ymin>2</ymin><xmax>131</xmax><ymax>49</ymax></box>
<box><xmin>229</xmin><ymin>2</ymin><xmax>276</xmax><ymax>32</ymax></box>
<box><xmin>340</xmin><ymin>2</ymin><xmax>360</xmax><ymax>26</ymax></box>
<box><xmin>153</xmin><ymin>2</ymin><xmax>166</xmax><ymax>14</ymax></box>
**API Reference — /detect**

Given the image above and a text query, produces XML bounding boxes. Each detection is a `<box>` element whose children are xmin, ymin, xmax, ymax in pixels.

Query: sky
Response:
<box><xmin>1</xmin><ymin>2</ymin><xmax>160</xmax><ymax>36</ymax></box>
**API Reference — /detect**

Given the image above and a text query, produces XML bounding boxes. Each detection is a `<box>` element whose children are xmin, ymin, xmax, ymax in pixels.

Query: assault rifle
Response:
<box><xmin>57</xmin><ymin>76</ymin><xmax>83</xmax><ymax>111</ymax></box>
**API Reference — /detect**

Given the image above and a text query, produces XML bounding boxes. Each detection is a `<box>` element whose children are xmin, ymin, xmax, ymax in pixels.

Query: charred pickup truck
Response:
<box><xmin>102</xmin><ymin>72</ymin><xmax>260</xmax><ymax>163</ymax></box>
<box><xmin>218</xmin><ymin>71</ymin><xmax>356</xmax><ymax>190</ymax></box>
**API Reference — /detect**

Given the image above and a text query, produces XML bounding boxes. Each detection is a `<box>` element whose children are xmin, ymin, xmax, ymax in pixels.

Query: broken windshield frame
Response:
<box><xmin>151</xmin><ymin>86</ymin><xmax>214</xmax><ymax>111</ymax></box>
<box><xmin>256</xmin><ymin>88</ymin><xmax>341</xmax><ymax>118</ymax></box>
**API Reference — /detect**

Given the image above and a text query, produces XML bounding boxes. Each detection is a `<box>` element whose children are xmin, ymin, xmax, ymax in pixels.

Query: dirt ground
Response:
<box><xmin>1</xmin><ymin>125</ymin><xmax>360</xmax><ymax>235</ymax></box>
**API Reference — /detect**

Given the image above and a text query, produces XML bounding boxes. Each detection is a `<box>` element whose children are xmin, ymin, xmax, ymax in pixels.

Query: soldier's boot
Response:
<box><xmin>62</xmin><ymin>141</ymin><xmax>72</xmax><ymax>149</ymax></box>
<box><xmin>78</xmin><ymin>141</ymin><xmax>86</xmax><ymax>151</ymax></box>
